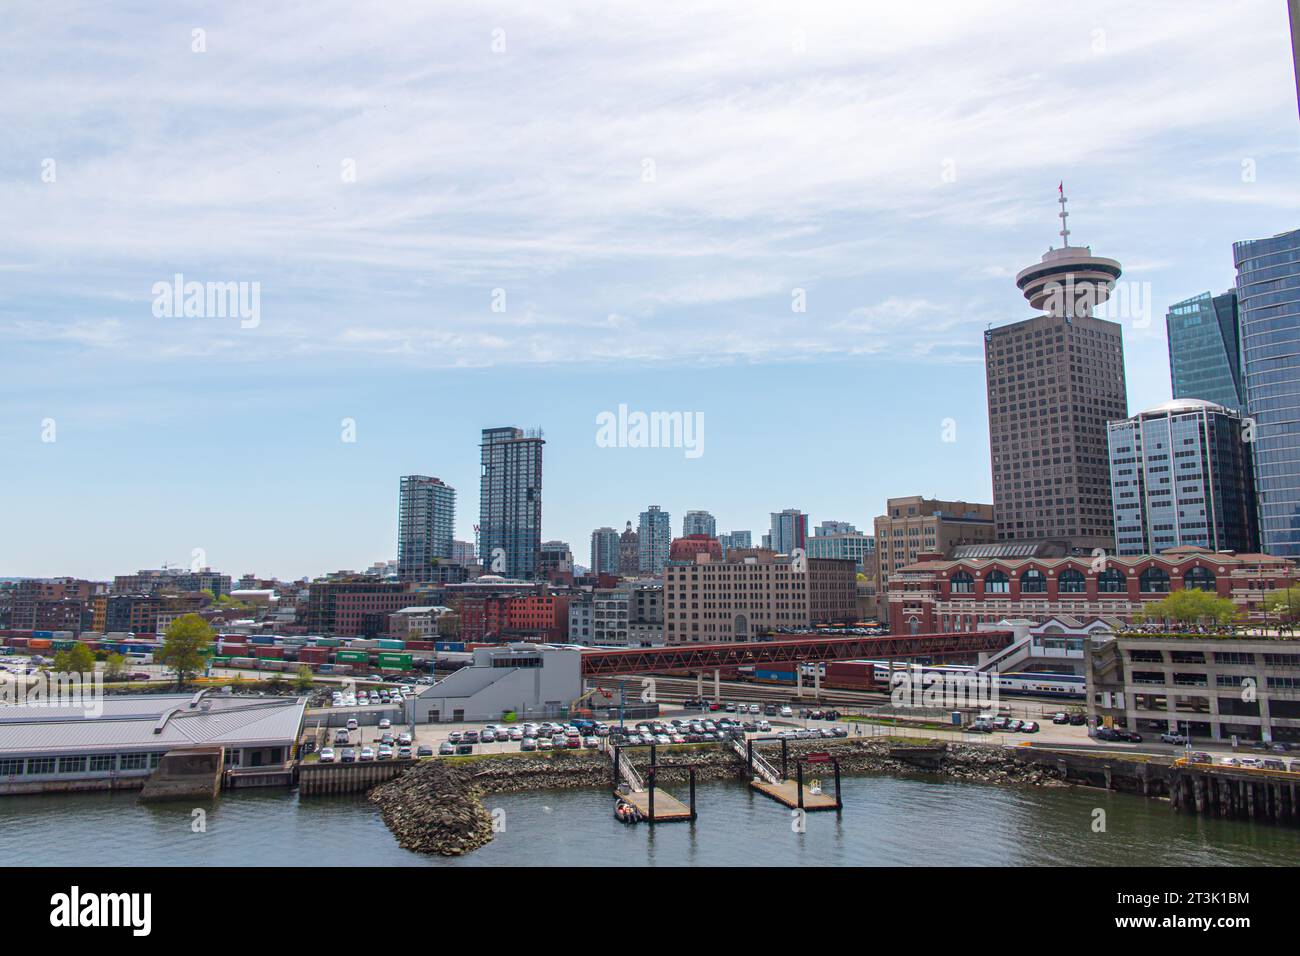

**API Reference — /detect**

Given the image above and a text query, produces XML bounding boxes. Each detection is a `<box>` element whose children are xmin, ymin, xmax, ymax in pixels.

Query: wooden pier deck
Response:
<box><xmin>749</xmin><ymin>779</ymin><xmax>840</xmax><ymax>811</ymax></box>
<box><xmin>616</xmin><ymin>788</ymin><xmax>694</xmax><ymax>822</ymax></box>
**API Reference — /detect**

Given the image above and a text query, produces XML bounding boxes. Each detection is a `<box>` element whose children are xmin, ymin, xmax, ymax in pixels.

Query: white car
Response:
<box><xmin>378</xmin><ymin>718</ymin><xmax>392</xmax><ymax>730</ymax></box>
<box><xmin>779</xmin><ymin>706</ymin><xmax>793</xmax><ymax>718</ymax></box>
<box><xmin>345</xmin><ymin>718</ymin><xmax>359</xmax><ymax>731</ymax></box>
<box><xmin>318</xmin><ymin>748</ymin><xmax>336</xmax><ymax>763</ymax></box>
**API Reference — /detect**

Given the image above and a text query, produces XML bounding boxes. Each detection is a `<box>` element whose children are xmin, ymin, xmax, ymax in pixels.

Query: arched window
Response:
<box><xmin>1097</xmin><ymin>568</ymin><xmax>1126</xmax><ymax>593</ymax></box>
<box><xmin>1139</xmin><ymin>567</ymin><xmax>1170</xmax><ymax>593</ymax></box>
<box><xmin>1020</xmin><ymin>569</ymin><xmax>1047</xmax><ymax>593</ymax></box>
<box><xmin>985</xmin><ymin>570</ymin><xmax>1010</xmax><ymax>594</ymax></box>
<box><xmin>1058</xmin><ymin>568</ymin><xmax>1087</xmax><ymax>594</ymax></box>
<box><xmin>1184</xmin><ymin>567</ymin><xmax>1216</xmax><ymax>592</ymax></box>
<box><xmin>951</xmin><ymin>571</ymin><xmax>974</xmax><ymax>594</ymax></box>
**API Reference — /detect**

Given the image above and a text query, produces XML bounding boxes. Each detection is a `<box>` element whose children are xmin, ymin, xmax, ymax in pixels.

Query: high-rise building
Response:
<box><xmin>718</xmin><ymin>531</ymin><xmax>751</xmax><ymax>557</ymax></box>
<box><xmin>987</xmin><ymin>188</ymin><xmax>1127</xmax><ymax>552</ymax></box>
<box><xmin>873</xmin><ymin>496</ymin><xmax>996</xmax><ymax>622</ymax></box>
<box><xmin>539</xmin><ymin>540</ymin><xmax>574</xmax><ymax>581</ymax></box>
<box><xmin>807</xmin><ymin>522</ymin><xmax>875</xmax><ymax>572</ymax></box>
<box><xmin>1234</xmin><ymin>227</ymin><xmax>1300</xmax><ymax>557</ymax></box>
<box><xmin>1166</xmin><ymin>291</ymin><xmax>1243</xmax><ymax>413</ymax></box>
<box><xmin>397</xmin><ymin>476</ymin><xmax>456</xmax><ymax>583</ymax></box>
<box><xmin>682</xmin><ymin>510</ymin><xmax>717</xmax><ymax>538</ymax></box>
<box><xmin>618</xmin><ymin>521</ymin><xmax>640</xmax><ymax>574</ymax></box>
<box><xmin>479</xmin><ymin>427</ymin><xmax>545</xmax><ymax>578</ymax></box>
<box><xmin>1108</xmin><ymin>399</ymin><xmax>1258</xmax><ymax>556</ymax></box>
<box><xmin>638</xmin><ymin>505</ymin><xmax>672</xmax><ymax>574</ymax></box>
<box><xmin>590</xmin><ymin>527</ymin><xmax>620</xmax><ymax>575</ymax></box>
<box><xmin>451</xmin><ymin>540</ymin><xmax>477</xmax><ymax>566</ymax></box>
<box><xmin>768</xmin><ymin>509</ymin><xmax>808</xmax><ymax>555</ymax></box>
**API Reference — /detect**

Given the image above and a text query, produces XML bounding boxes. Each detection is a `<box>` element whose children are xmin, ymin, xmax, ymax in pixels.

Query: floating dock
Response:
<box><xmin>616</xmin><ymin>787</ymin><xmax>695</xmax><ymax>822</ymax></box>
<box><xmin>749</xmin><ymin>778</ymin><xmax>840</xmax><ymax>811</ymax></box>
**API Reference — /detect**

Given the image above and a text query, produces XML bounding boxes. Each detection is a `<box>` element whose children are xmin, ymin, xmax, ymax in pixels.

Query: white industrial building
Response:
<box><xmin>0</xmin><ymin>691</ymin><xmax>305</xmax><ymax>795</ymax></box>
<box><xmin>408</xmin><ymin>643</ymin><xmax>583</xmax><ymax>723</ymax></box>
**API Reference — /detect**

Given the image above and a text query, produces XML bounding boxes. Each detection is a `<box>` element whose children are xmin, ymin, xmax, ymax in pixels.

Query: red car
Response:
<box><xmin>565</xmin><ymin>735</ymin><xmax>581</xmax><ymax>749</ymax></box>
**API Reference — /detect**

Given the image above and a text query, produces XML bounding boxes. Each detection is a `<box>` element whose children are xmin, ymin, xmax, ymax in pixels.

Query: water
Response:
<box><xmin>3</xmin><ymin>774</ymin><xmax>1298</xmax><ymax>866</ymax></box>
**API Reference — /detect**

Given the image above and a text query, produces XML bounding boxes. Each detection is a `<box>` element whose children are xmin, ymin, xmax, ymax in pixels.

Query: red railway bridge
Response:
<box><xmin>578</xmin><ymin>630</ymin><xmax>1012</xmax><ymax>677</ymax></box>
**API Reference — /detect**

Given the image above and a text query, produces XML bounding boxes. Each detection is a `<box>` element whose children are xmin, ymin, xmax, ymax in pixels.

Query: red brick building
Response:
<box><xmin>458</xmin><ymin>593</ymin><xmax>571</xmax><ymax>642</ymax></box>
<box><xmin>668</xmin><ymin>535</ymin><xmax>724</xmax><ymax>562</ymax></box>
<box><xmin>887</xmin><ymin>546</ymin><xmax>1297</xmax><ymax>634</ymax></box>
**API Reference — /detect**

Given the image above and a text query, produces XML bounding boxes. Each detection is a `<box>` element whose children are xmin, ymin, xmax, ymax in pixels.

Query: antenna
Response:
<box><xmin>1057</xmin><ymin>181</ymin><xmax>1071</xmax><ymax>247</ymax></box>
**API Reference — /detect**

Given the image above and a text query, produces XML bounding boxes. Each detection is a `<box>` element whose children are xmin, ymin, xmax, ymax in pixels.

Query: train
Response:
<box><xmin>742</xmin><ymin>659</ymin><xmax>1085</xmax><ymax>699</ymax></box>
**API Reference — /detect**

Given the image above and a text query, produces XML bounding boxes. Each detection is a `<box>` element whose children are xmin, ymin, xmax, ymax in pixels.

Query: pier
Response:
<box><xmin>734</xmin><ymin>736</ymin><xmax>843</xmax><ymax>812</ymax></box>
<box><xmin>610</xmin><ymin>744</ymin><xmax>697</xmax><ymax>823</ymax></box>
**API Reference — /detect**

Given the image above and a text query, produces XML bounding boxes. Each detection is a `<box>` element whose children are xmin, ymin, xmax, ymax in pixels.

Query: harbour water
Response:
<box><xmin>4</xmin><ymin>774</ymin><xmax>1298</xmax><ymax>866</ymax></box>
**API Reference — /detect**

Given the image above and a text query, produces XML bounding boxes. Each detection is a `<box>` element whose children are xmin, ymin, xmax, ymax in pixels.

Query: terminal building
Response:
<box><xmin>0</xmin><ymin>691</ymin><xmax>306</xmax><ymax>795</ymax></box>
<box><xmin>408</xmin><ymin>643</ymin><xmax>582</xmax><ymax>723</ymax></box>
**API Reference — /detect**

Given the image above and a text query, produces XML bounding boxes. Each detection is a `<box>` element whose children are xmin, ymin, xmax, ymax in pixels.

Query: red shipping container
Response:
<box><xmin>254</xmin><ymin>646</ymin><xmax>284</xmax><ymax>659</ymax></box>
<box><xmin>405</xmin><ymin>641</ymin><xmax>436</xmax><ymax>651</ymax></box>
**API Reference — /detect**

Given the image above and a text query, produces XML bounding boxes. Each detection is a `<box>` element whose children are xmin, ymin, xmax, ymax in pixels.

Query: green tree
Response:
<box><xmin>104</xmin><ymin>653</ymin><xmax>128</xmax><ymax>682</ymax></box>
<box><xmin>293</xmin><ymin>665</ymin><xmax>314</xmax><ymax>691</ymax></box>
<box><xmin>1264</xmin><ymin>587</ymin><xmax>1300</xmax><ymax>629</ymax></box>
<box><xmin>52</xmin><ymin>643</ymin><xmax>95</xmax><ymax>675</ymax></box>
<box><xmin>156</xmin><ymin>614</ymin><xmax>214</xmax><ymax>687</ymax></box>
<box><xmin>1137</xmin><ymin>589</ymin><xmax>1239</xmax><ymax>627</ymax></box>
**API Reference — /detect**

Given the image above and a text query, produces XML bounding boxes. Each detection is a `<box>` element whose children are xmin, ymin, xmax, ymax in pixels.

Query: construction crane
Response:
<box><xmin>569</xmin><ymin>685</ymin><xmax>613</xmax><ymax>719</ymax></box>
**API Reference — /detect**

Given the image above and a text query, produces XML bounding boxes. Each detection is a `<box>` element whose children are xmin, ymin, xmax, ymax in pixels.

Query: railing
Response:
<box><xmin>616</xmin><ymin>750</ymin><xmax>644</xmax><ymax>792</ymax></box>
<box><xmin>730</xmin><ymin>736</ymin><xmax>780</xmax><ymax>784</ymax></box>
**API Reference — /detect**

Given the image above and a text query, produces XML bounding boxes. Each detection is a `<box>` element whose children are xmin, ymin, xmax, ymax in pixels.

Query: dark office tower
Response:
<box><xmin>1235</xmin><ymin>227</ymin><xmax>1300</xmax><ymax>557</ymax></box>
<box><xmin>397</xmin><ymin>476</ymin><xmax>455</xmax><ymax>583</ymax></box>
<box><xmin>1166</xmin><ymin>291</ymin><xmax>1243</xmax><ymax>413</ymax></box>
<box><xmin>479</xmin><ymin>426</ymin><xmax>545</xmax><ymax>578</ymax></box>
<box><xmin>985</xmin><ymin>187</ymin><xmax>1128</xmax><ymax>554</ymax></box>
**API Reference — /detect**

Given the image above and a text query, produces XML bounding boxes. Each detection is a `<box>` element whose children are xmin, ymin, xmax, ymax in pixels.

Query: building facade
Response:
<box><xmin>479</xmin><ymin>426</ymin><xmax>545</xmax><ymax>578</ymax></box>
<box><xmin>663</xmin><ymin>551</ymin><xmax>856</xmax><ymax>644</ymax></box>
<box><xmin>397</xmin><ymin>476</ymin><xmax>456</xmax><ymax>583</ymax></box>
<box><xmin>638</xmin><ymin>505</ymin><xmax>672</xmax><ymax>574</ymax></box>
<box><xmin>886</xmin><ymin>546</ymin><xmax>1296</xmax><ymax>635</ymax></box>
<box><xmin>718</xmin><ymin>531</ymin><xmax>751</xmax><ymax>557</ymax></box>
<box><xmin>589</xmin><ymin>527</ymin><xmax>620</xmax><ymax>575</ymax></box>
<box><xmin>768</xmin><ymin>509</ymin><xmax>809</xmax><ymax>555</ymax></box>
<box><xmin>873</xmin><ymin>496</ymin><xmax>995</xmax><ymax>622</ymax></box>
<box><xmin>1234</xmin><ymin>227</ymin><xmax>1300</xmax><ymax>558</ymax></box>
<box><xmin>303</xmin><ymin>578</ymin><xmax>412</xmax><ymax>637</ymax></box>
<box><xmin>1166</xmin><ymin>290</ymin><xmax>1243</xmax><ymax>413</ymax></box>
<box><xmin>618</xmin><ymin>522</ymin><xmax>640</xmax><ymax>574</ymax></box>
<box><xmin>807</xmin><ymin>522</ymin><xmax>875</xmax><ymax>572</ymax></box>
<box><xmin>1088</xmin><ymin>632</ymin><xmax>1300</xmax><ymax>743</ymax></box>
<box><xmin>1108</xmin><ymin>399</ymin><xmax>1258</xmax><ymax>556</ymax></box>
<box><xmin>682</xmin><ymin>510</ymin><xmax>717</xmax><ymax>538</ymax></box>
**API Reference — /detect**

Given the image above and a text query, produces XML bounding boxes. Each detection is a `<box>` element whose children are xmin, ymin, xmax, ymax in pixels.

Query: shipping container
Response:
<box><xmin>254</xmin><ymin>646</ymin><xmax>284</xmax><ymax>659</ymax></box>
<box><xmin>314</xmin><ymin>638</ymin><xmax>343</xmax><ymax>648</ymax></box>
<box><xmin>27</xmin><ymin>639</ymin><xmax>53</xmax><ymax>650</ymax></box>
<box><xmin>434</xmin><ymin>641</ymin><xmax>465</xmax><ymax>652</ymax></box>
<box><xmin>248</xmin><ymin>635</ymin><xmax>276</xmax><ymax>646</ymax></box>
<box><xmin>376</xmin><ymin>652</ymin><xmax>413</xmax><ymax>670</ymax></box>
<box><xmin>375</xmin><ymin>639</ymin><xmax>405</xmax><ymax>651</ymax></box>
<box><xmin>336</xmin><ymin>650</ymin><xmax>369</xmax><ymax>664</ymax></box>
<box><xmin>405</xmin><ymin>640</ymin><xmax>437</xmax><ymax>651</ymax></box>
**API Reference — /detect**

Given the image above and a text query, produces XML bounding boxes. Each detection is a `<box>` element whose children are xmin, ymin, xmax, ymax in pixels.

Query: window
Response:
<box><xmin>89</xmin><ymin>755</ymin><xmax>116</xmax><ymax>773</ymax></box>
<box><xmin>26</xmin><ymin>757</ymin><xmax>55</xmax><ymax>775</ymax></box>
<box><xmin>1139</xmin><ymin>567</ymin><xmax>1170</xmax><ymax>593</ymax></box>
<box><xmin>1184</xmin><ymin>567</ymin><xmax>1215</xmax><ymax>592</ymax></box>
<box><xmin>1097</xmin><ymin>568</ymin><xmax>1126</xmax><ymax>593</ymax></box>
<box><xmin>1020</xmin><ymin>569</ymin><xmax>1047</xmax><ymax>593</ymax></box>
<box><xmin>0</xmin><ymin>758</ymin><xmax>23</xmax><ymax>775</ymax></box>
<box><xmin>951</xmin><ymin>571</ymin><xmax>974</xmax><ymax>593</ymax></box>
<box><xmin>120</xmin><ymin>753</ymin><xmax>149</xmax><ymax>771</ymax></box>
<box><xmin>58</xmin><ymin>756</ymin><xmax>87</xmax><ymax>774</ymax></box>
<box><xmin>1058</xmin><ymin>568</ymin><xmax>1086</xmax><ymax>593</ymax></box>
<box><xmin>985</xmin><ymin>570</ymin><xmax>1010</xmax><ymax>594</ymax></box>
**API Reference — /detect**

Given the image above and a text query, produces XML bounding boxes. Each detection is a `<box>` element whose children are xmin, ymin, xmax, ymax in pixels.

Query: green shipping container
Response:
<box><xmin>376</xmin><ymin>652</ymin><xmax>413</xmax><ymax>670</ymax></box>
<box><xmin>375</xmin><ymin>640</ymin><xmax>405</xmax><ymax>651</ymax></box>
<box><xmin>336</xmin><ymin>650</ymin><xmax>369</xmax><ymax>664</ymax></box>
<box><xmin>52</xmin><ymin>640</ymin><xmax>77</xmax><ymax>651</ymax></box>
<box><xmin>315</xmin><ymin>638</ymin><xmax>343</xmax><ymax>648</ymax></box>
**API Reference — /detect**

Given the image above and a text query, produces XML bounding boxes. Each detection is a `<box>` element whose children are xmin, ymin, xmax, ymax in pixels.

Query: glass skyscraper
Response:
<box><xmin>479</xmin><ymin>427</ymin><xmax>544</xmax><ymax>578</ymax></box>
<box><xmin>1234</xmin><ymin>228</ymin><xmax>1300</xmax><ymax>557</ymax></box>
<box><xmin>638</xmin><ymin>505</ymin><xmax>672</xmax><ymax>574</ymax></box>
<box><xmin>1166</xmin><ymin>290</ymin><xmax>1243</xmax><ymax>413</ymax></box>
<box><xmin>1107</xmin><ymin>400</ymin><xmax>1257</xmax><ymax>556</ymax></box>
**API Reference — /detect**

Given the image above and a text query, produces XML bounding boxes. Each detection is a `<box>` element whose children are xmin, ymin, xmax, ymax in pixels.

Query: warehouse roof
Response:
<box><xmin>0</xmin><ymin>694</ymin><xmax>305</xmax><ymax>757</ymax></box>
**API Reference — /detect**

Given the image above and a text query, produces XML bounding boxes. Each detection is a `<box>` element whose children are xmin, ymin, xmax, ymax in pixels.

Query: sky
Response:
<box><xmin>2</xmin><ymin>1</ymin><xmax>1299</xmax><ymax>580</ymax></box>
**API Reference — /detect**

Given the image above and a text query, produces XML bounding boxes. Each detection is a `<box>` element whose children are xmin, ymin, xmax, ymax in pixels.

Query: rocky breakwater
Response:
<box><xmin>369</xmin><ymin>759</ymin><xmax>495</xmax><ymax>857</ymax></box>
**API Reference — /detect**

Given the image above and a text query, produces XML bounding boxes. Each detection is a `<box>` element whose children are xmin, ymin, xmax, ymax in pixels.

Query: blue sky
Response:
<box><xmin>3</xmin><ymin>1</ymin><xmax>1299</xmax><ymax>579</ymax></box>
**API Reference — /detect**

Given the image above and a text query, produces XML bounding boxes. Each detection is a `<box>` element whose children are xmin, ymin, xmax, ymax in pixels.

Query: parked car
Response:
<box><xmin>359</xmin><ymin>747</ymin><xmax>375</xmax><ymax>761</ymax></box>
<box><xmin>1160</xmin><ymin>732</ymin><xmax>1189</xmax><ymax>745</ymax></box>
<box><xmin>378</xmin><ymin>718</ymin><xmax>391</xmax><ymax>730</ymax></box>
<box><xmin>1069</xmin><ymin>713</ymin><xmax>1087</xmax><ymax>726</ymax></box>
<box><xmin>333</xmin><ymin>729</ymin><xmax>351</xmax><ymax>745</ymax></box>
<box><xmin>1052</xmin><ymin>712</ymin><xmax>1069</xmax><ymax>724</ymax></box>
<box><xmin>377</xmin><ymin>745</ymin><xmax>394</xmax><ymax>760</ymax></box>
<box><xmin>318</xmin><ymin>747</ymin><xmax>336</xmax><ymax>763</ymax></box>
<box><xmin>416</xmin><ymin>745</ymin><xmax>433</xmax><ymax>757</ymax></box>
<box><xmin>1116</xmin><ymin>730</ymin><xmax>1143</xmax><ymax>743</ymax></box>
<box><xmin>340</xmin><ymin>748</ymin><xmax>357</xmax><ymax>763</ymax></box>
<box><xmin>346</xmin><ymin>718</ymin><xmax>359</xmax><ymax>731</ymax></box>
<box><xmin>521</xmin><ymin>737</ymin><xmax>537</xmax><ymax>752</ymax></box>
<box><xmin>1020</xmin><ymin>721</ymin><xmax>1039</xmax><ymax>734</ymax></box>
<box><xmin>397</xmin><ymin>732</ymin><xmax>413</xmax><ymax>746</ymax></box>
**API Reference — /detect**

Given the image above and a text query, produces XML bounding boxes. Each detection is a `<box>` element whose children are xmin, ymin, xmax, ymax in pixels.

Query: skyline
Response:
<box><xmin>4</xmin><ymin>1</ymin><xmax>1300</xmax><ymax>580</ymax></box>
